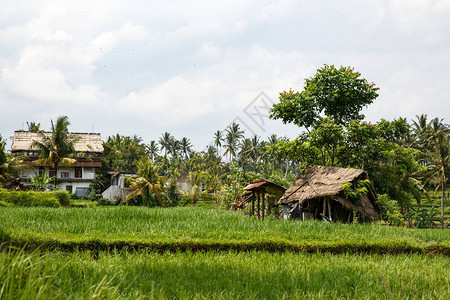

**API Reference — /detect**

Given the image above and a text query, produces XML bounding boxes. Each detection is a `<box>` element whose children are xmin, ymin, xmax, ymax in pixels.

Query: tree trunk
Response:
<box><xmin>406</xmin><ymin>206</ymin><xmax>411</xmax><ymax>228</ymax></box>
<box><xmin>442</xmin><ymin>181</ymin><xmax>445</xmax><ymax>230</ymax></box>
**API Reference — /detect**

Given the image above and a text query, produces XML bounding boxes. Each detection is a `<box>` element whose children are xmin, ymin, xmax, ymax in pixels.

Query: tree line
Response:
<box><xmin>1</xmin><ymin>64</ymin><xmax>448</xmax><ymax>227</ymax></box>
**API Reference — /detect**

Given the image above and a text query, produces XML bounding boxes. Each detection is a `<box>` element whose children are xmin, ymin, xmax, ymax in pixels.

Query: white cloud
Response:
<box><xmin>1</xmin><ymin>0</ymin><xmax>449</xmax><ymax>149</ymax></box>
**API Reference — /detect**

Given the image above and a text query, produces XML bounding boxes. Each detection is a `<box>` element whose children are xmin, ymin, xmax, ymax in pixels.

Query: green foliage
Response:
<box><xmin>271</xmin><ymin>64</ymin><xmax>379</xmax><ymax>129</ymax></box>
<box><xmin>97</xmin><ymin>198</ymin><xmax>114</xmax><ymax>206</ymax></box>
<box><xmin>220</xmin><ymin>163</ymin><xmax>245</xmax><ymax>208</ymax></box>
<box><xmin>0</xmin><ymin>191</ymin><xmax>61</xmax><ymax>207</ymax></box>
<box><xmin>376</xmin><ymin>194</ymin><xmax>405</xmax><ymax>226</ymax></box>
<box><xmin>340</xmin><ymin>179</ymin><xmax>370</xmax><ymax>204</ymax></box>
<box><xmin>413</xmin><ymin>206</ymin><xmax>442</xmax><ymax>229</ymax></box>
<box><xmin>0</xmin><ymin>135</ymin><xmax>23</xmax><ymax>188</ymax></box>
<box><xmin>268</xmin><ymin>119</ymin><xmax>425</xmax><ymax>212</ymax></box>
<box><xmin>126</xmin><ymin>158</ymin><xmax>166</xmax><ymax>207</ymax></box>
<box><xmin>30</xmin><ymin>172</ymin><xmax>57</xmax><ymax>191</ymax></box>
<box><xmin>53</xmin><ymin>191</ymin><xmax>71</xmax><ymax>207</ymax></box>
<box><xmin>96</xmin><ymin>134</ymin><xmax>149</xmax><ymax>193</ymax></box>
<box><xmin>32</xmin><ymin>116</ymin><xmax>78</xmax><ymax>187</ymax></box>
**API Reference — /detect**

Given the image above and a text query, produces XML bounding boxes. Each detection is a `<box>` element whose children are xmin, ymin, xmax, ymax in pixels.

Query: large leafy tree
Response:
<box><xmin>32</xmin><ymin>116</ymin><xmax>78</xmax><ymax>186</ymax></box>
<box><xmin>102</xmin><ymin>134</ymin><xmax>147</xmax><ymax>174</ymax></box>
<box><xmin>270</xmin><ymin>65</ymin><xmax>379</xmax><ymax>130</ymax></box>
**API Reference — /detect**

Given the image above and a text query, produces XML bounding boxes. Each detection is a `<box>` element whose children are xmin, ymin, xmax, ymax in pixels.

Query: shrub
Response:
<box><xmin>53</xmin><ymin>191</ymin><xmax>71</xmax><ymax>207</ymax></box>
<box><xmin>0</xmin><ymin>191</ymin><xmax>61</xmax><ymax>208</ymax></box>
<box><xmin>97</xmin><ymin>198</ymin><xmax>114</xmax><ymax>206</ymax></box>
<box><xmin>0</xmin><ymin>200</ymin><xmax>13</xmax><ymax>207</ymax></box>
<box><xmin>376</xmin><ymin>194</ymin><xmax>404</xmax><ymax>226</ymax></box>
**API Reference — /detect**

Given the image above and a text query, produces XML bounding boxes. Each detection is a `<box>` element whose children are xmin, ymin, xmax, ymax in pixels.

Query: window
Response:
<box><xmin>66</xmin><ymin>185</ymin><xmax>73</xmax><ymax>194</ymax></box>
<box><xmin>49</xmin><ymin>167</ymin><xmax>56</xmax><ymax>178</ymax></box>
<box><xmin>75</xmin><ymin>187</ymin><xmax>89</xmax><ymax>196</ymax></box>
<box><xmin>75</xmin><ymin>167</ymin><xmax>82</xmax><ymax>178</ymax></box>
<box><xmin>123</xmin><ymin>177</ymin><xmax>130</xmax><ymax>188</ymax></box>
<box><xmin>87</xmin><ymin>152</ymin><xmax>94</xmax><ymax>158</ymax></box>
<box><xmin>39</xmin><ymin>167</ymin><xmax>45</xmax><ymax>176</ymax></box>
<box><xmin>61</xmin><ymin>172</ymin><xmax>70</xmax><ymax>178</ymax></box>
<box><xmin>84</xmin><ymin>168</ymin><xmax>94</xmax><ymax>173</ymax></box>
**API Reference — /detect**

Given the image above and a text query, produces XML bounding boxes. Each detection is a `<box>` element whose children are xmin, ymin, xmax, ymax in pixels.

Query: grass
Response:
<box><xmin>1</xmin><ymin>206</ymin><xmax>450</xmax><ymax>299</ymax></box>
<box><xmin>1</xmin><ymin>248</ymin><xmax>449</xmax><ymax>299</ymax></box>
<box><xmin>1</xmin><ymin>206</ymin><xmax>449</xmax><ymax>254</ymax></box>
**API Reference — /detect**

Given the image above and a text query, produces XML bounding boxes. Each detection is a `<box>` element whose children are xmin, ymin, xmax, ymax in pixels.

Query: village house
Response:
<box><xmin>11</xmin><ymin>131</ymin><xmax>103</xmax><ymax>196</ymax></box>
<box><xmin>101</xmin><ymin>172</ymin><xmax>135</xmax><ymax>202</ymax></box>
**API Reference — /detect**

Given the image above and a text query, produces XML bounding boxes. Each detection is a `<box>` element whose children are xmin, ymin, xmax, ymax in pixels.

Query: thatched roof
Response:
<box><xmin>278</xmin><ymin>165</ymin><xmax>379</xmax><ymax>219</ymax></box>
<box><xmin>11</xmin><ymin>131</ymin><xmax>104</xmax><ymax>153</ymax></box>
<box><xmin>244</xmin><ymin>180</ymin><xmax>286</xmax><ymax>193</ymax></box>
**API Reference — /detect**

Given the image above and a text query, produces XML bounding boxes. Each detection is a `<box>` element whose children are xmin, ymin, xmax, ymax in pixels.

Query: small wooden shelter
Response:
<box><xmin>244</xmin><ymin>180</ymin><xmax>287</xmax><ymax>220</ymax></box>
<box><xmin>278</xmin><ymin>165</ymin><xmax>380</xmax><ymax>222</ymax></box>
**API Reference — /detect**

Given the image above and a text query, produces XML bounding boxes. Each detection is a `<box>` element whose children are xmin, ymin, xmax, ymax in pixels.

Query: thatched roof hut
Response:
<box><xmin>243</xmin><ymin>180</ymin><xmax>287</xmax><ymax>219</ymax></box>
<box><xmin>278</xmin><ymin>165</ymin><xmax>379</xmax><ymax>222</ymax></box>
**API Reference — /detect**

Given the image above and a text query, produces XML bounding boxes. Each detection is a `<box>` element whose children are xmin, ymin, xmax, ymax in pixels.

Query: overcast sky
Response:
<box><xmin>1</xmin><ymin>0</ymin><xmax>449</xmax><ymax>150</ymax></box>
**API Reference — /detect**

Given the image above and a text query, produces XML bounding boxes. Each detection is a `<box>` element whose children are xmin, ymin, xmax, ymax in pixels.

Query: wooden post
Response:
<box><xmin>251</xmin><ymin>191</ymin><xmax>255</xmax><ymax>217</ymax></box>
<box><xmin>327</xmin><ymin>198</ymin><xmax>332</xmax><ymax>222</ymax></box>
<box><xmin>322</xmin><ymin>198</ymin><xmax>326</xmax><ymax>219</ymax></box>
<box><xmin>257</xmin><ymin>190</ymin><xmax>260</xmax><ymax>219</ymax></box>
<box><xmin>262</xmin><ymin>189</ymin><xmax>265</xmax><ymax>221</ymax></box>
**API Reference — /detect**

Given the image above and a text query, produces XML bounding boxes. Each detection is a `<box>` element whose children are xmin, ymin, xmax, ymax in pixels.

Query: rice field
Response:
<box><xmin>1</xmin><ymin>248</ymin><xmax>449</xmax><ymax>299</ymax></box>
<box><xmin>1</xmin><ymin>206</ymin><xmax>449</xmax><ymax>254</ymax></box>
<box><xmin>1</xmin><ymin>206</ymin><xmax>450</xmax><ymax>299</ymax></box>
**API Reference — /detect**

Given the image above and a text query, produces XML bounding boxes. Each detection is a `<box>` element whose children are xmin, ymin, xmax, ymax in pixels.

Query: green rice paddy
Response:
<box><xmin>1</xmin><ymin>206</ymin><xmax>450</xmax><ymax>299</ymax></box>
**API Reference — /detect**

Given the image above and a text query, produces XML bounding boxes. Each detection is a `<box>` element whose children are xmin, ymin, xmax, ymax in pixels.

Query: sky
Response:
<box><xmin>1</xmin><ymin>0</ymin><xmax>449</xmax><ymax>151</ymax></box>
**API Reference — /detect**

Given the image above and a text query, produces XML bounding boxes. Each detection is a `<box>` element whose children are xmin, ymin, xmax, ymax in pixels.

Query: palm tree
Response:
<box><xmin>147</xmin><ymin>140</ymin><xmax>159</xmax><ymax>162</ymax></box>
<box><xmin>205</xmin><ymin>145</ymin><xmax>219</xmax><ymax>166</ymax></box>
<box><xmin>423</xmin><ymin>130</ymin><xmax>449</xmax><ymax>228</ymax></box>
<box><xmin>267</xmin><ymin>134</ymin><xmax>279</xmax><ymax>146</ymax></box>
<box><xmin>238</xmin><ymin>138</ymin><xmax>252</xmax><ymax>169</ymax></box>
<box><xmin>126</xmin><ymin>158</ymin><xmax>166</xmax><ymax>206</ymax></box>
<box><xmin>250</xmin><ymin>135</ymin><xmax>261</xmax><ymax>169</ymax></box>
<box><xmin>168</xmin><ymin>138</ymin><xmax>181</xmax><ymax>158</ymax></box>
<box><xmin>159</xmin><ymin>132</ymin><xmax>172</xmax><ymax>157</ymax></box>
<box><xmin>26</xmin><ymin>121</ymin><xmax>42</xmax><ymax>132</ymax></box>
<box><xmin>227</xmin><ymin>122</ymin><xmax>244</xmax><ymax>142</ymax></box>
<box><xmin>223</xmin><ymin>131</ymin><xmax>238</xmax><ymax>161</ymax></box>
<box><xmin>32</xmin><ymin>116</ymin><xmax>78</xmax><ymax>186</ymax></box>
<box><xmin>180</xmin><ymin>137</ymin><xmax>193</xmax><ymax>159</ymax></box>
<box><xmin>223</xmin><ymin>123</ymin><xmax>244</xmax><ymax>161</ymax></box>
<box><xmin>213</xmin><ymin>130</ymin><xmax>223</xmax><ymax>155</ymax></box>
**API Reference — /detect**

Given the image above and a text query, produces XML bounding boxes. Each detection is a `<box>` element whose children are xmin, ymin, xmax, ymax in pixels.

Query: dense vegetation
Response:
<box><xmin>0</xmin><ymin>190</ymin><xmax>70</xmax><ymax>207</ymax></box>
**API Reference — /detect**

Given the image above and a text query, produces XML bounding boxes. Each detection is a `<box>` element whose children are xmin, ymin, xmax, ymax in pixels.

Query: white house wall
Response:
<box><xmin>20</xmin><ymin>166</ymin><xmax>96</xmax><ymax>196</ymax></box>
